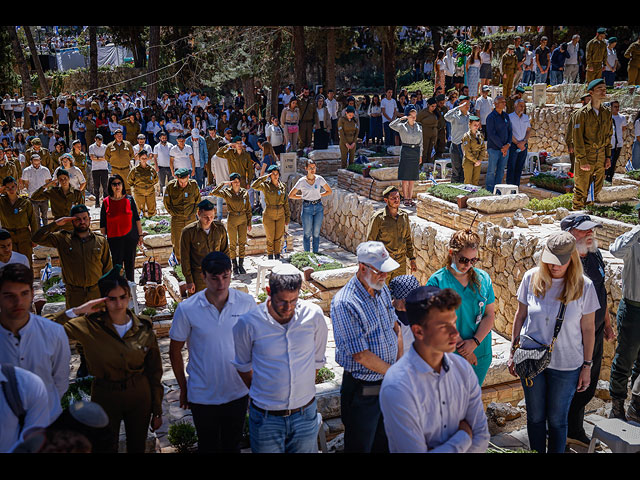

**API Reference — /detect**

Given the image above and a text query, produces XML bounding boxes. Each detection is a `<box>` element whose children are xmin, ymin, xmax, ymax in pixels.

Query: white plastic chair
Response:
<box><xmin>587</xmin><ymin>418</ymin><xmax>640</xmax><ymax>453</ymax></box>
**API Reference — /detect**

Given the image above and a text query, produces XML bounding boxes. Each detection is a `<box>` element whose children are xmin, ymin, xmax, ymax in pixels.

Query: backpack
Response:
<box><xmin>1</xmin><ymin>364</ymin><xmax>26</xmax><ymax>434</ymax></box>
<box><xmin>144</xmin><ymin>283</ymin><xmax>167</xmax><ymax>308</ymax></box>
<box><xmin>140</xmin><ymin>256</ymin><xmax>162</xmax><ymax>285</ymax></box>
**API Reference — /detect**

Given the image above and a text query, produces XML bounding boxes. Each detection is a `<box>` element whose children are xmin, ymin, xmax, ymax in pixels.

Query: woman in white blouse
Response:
<box><xmin>54</xmin><ymin>153</ymin><xmax>86</xmax><ymax>192</ymax></box>
<box><xmin>288</xmin><ymin>159</ymin><xmax>332</xmax><ymax>253</ymax></box>
<box><xmin>508</xmin><ymin>232</ymin><xmax>597</xmax><ymax>453</ymax></box>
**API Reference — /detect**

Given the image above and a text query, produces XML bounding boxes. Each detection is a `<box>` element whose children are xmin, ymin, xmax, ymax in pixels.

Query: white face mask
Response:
<box><xmin>450</xmin><ymin>260</ymin><xmax>465</xmax><ymax>275</ymax></box>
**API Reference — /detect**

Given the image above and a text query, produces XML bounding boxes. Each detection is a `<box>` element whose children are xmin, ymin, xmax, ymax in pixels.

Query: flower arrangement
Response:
<box><xmin>456</xmin><ymin>42</ymin><xmax>472</xmax><ymax>67</ymax></box>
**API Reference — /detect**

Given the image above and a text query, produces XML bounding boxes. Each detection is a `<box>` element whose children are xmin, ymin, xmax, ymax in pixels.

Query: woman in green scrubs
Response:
<box><xmin>426</xmin><ymin>228</ymin><xmax>495</xmax><ymax>385</ymax></box>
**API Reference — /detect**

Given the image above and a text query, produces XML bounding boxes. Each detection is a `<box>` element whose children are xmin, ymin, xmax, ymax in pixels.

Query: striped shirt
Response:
<box><xmin>330</xmin><ymin>275</ymin><xmax>399</xmax><ymax>381</ymax></box>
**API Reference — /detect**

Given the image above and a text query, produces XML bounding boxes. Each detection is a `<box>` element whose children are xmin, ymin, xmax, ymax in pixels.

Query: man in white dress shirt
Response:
<box><xmin>0</xmin><ymin>264</ymin><xmax>70</xmax><ymax>427</ymax></box>
<box><xmin>380</xmin><ymin>286</ymin><xmax>490</xmax><ymax>453</ymax></box>
<box><xmin>169</xmin><ymin>252</ymin><xmax>257</xmax><ymax>453</ymax></box>
<box><xmin>233</xmin><ymin>263</ymin><xmax>329</xmax><ymax>453</ymax></box>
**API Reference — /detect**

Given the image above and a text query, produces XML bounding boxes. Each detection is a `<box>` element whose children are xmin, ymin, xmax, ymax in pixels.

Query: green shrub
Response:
<box><xmin>290</xmin><ymin>251</ymin><xmax>343</xmax><ymax>271</ymax></box>
<box><xmin>142</xmin><ymin>307</ymin><xmax>157</xmax><ymax>316</ymax></box>
<box><xmin>427</xmin><ymin>184</ymin><xmax>493</xmax><ymax>204</ymax></box>
<box><xmin>527</xmin><ymin>193</ymin><xmax>574</xmax><ymax>212</ymax></box>
<box><xmin>626</xmin><ymin>170</ymin><xmax>640</xmax><ymax>181</ymax></box>
<box><xmin>257</xmin><ymin>292</ymin><xmax>267</xmax><ymax>303</ymax></box>
<box><xmin>168</xmin><ymin>421</ymin><xmax>198</xmax><ymax>453</ymax></box>
<box><xmin>315</xmin><ymin>367</ymin><xmax>336</xmax><ymax>384</ymax></box>
<box><xmin>173</xmin><ymin>265</ymin><xmax>185</xmax><ymax>282</ymax></box>
<box><xmin>530</xmin><ymin>173</ymin><xmax>573</xmax><ymax>193</ymax></box>
<box><xmin>169</xmin><ymin>301</ymin><xmax>178</xmax><ymax>314</ymax></box>
<box><xmin>586</xmin><ymin>203</ymin><xmax>640</xmax><ymax>225</ymax></box>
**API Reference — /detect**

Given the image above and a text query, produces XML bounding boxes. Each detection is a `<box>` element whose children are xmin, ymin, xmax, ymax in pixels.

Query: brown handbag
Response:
<box><xmin>144</xmin><ymin>283</ymin><xmax>167</xmax><ymax>308</ymax></box>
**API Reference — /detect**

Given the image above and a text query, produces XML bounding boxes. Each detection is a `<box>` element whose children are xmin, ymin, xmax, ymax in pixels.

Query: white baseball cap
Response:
<box><xmin>357</xmin><ymin>241</ymin><xmax>400</xmax><ymax>273</ymax></box>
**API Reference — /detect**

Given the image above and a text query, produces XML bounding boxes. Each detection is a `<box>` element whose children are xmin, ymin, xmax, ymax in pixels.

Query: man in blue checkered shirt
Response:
<box><xmin>331</xmin><ymin>241</ymin><xmax>404</xmax><ymax>453</ymax></box>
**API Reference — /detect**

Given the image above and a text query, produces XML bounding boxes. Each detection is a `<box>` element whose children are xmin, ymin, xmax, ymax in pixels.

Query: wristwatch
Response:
<box><xmin>582</xmin><ymin>360</ymin><xmax>593</xmax><ymax>368</ymax></box>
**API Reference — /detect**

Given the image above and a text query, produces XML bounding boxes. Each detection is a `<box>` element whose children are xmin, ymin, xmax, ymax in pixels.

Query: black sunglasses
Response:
<box><xmin>457</xmin><ymin>254</ymin><xmax>479</xmax><ymax>266</ymax></box>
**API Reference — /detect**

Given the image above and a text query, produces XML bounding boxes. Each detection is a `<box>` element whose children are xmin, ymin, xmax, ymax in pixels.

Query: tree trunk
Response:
<box><xmin>545</xmin><ymin>26</ymin><xmax>555</xmax><ymax>46</ymax></box>
<box><xmin>24</xmin><ymin>26</ymin><xmax>49</xmax><ymax>96</ymax></box>
<box><xmin>326</xmin><ymin>27</ymin><xmax>336</xmax><ymax>93</ymax></box>
<box><xmin>6</xmin><ymin>26</ymin><xmax>32</xmax><ymax>98</ymax></box>
<box><xmin>147</xmin><ymin>26</ymin><xmax>160</xmax><ymax>103</ymax></box>
<box><xmin>293</xmin><ymin>26</ymin><xmax>306</xmax><ymax>91</ymax></box>
<box><xmin>89</xmin><ymin>26</ymin><xmax>98</xmax><ymax>93</ymax></box>
<box><xmin>430</xmin><ymin>26</ymin><xmax>442</xmax><ymax>53</ymax></box>
<box><xmin>242</xmin><ymin>77</ymin><xmax>256</xmax><ymax>115</ymax></box>
<box><xmin>270</xmin><ymin>29</ymin><xmax>282</xmax><ymax>118</ymax></box>
<box><xmin>380</xmin><ymin>26</ymin><xmax>397</xmax><ymax>94</ymax></box>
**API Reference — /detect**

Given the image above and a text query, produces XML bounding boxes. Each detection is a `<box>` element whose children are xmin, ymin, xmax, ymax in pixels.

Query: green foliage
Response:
<box><xmin>168</xmin><ymin>421</ymin><xmax>198</xmax><ymax>453</ymax></box>
<box><xmin>400</xmin><ymin>79</ymin><xmax>435</xmax><ymax>97</ymax></box>
<box><xmin>427</xmin><ymin>184</ymin><xmax>493</xmax><ymax>204</ymax></box>
<box><xmin>290</xmin><ymin>251</ymin><xmax>343</xmax><ymax>272</ymax></box>
<box><xmin>586</xmin><ymin>203</ymin><xmax>640</xmax><ymax>225</ymax></box>
<box><xmin>627</xmin><ymin>170</ymin><xmax>640</xmax><ymax>181</ymax></box>
<box><xmin>142</xmin><ymin>307</ymin><xmax>157</xmax><ymax>316</ymax></box>
<box><xmin>530</xmin><ymin>173</ymin><xmax>574</xmax><ymax>193</ymax></box>
<box><xmin>61</xmin><ymin>376</ymin><xmax>94</xmax><ymax>410</ymax></box>
<box><xmin>527</xmin><ymin>193</ymin><xmax>574</xmax><ymax>212</ymax></box>
<box><xmin>169</xmin><ymin>301</ymin><xmax>178</xmax><ymax>314</ymax></box>
<box><xmin>315</xmin><ymin>367</ymin><xmax>336</xmax><ymax>384</ymax></box>
<box><xmin>173</xmin><ymin>265</ymin><xmax>185</xmax><ymax>282</ymax></box>
<box><xmin>257</xmin><ymin>292</ymin><xmax>267</xmax><ymax>303</ymax></box>
<box><xmin>43</xmin><ymin>275</ymin><xmax>65</xmax><ymax>303</ymax></box>
<box><xmin>346</xmin><ymin>163</ymin><xmax>382</xmax><ymax>175</ymax></box>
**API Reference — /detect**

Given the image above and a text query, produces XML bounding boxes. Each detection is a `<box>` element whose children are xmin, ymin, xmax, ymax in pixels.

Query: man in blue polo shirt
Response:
<box><xmin>485</xmin><ymin>95</ymin><xmax>512</xmax><ymax>193</ymax></box>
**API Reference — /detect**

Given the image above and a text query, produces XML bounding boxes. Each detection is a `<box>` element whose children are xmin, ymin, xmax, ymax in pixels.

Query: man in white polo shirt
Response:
<box><xmin>233</xmin><ymin>263</ymin><xmax>329</xmax><ymax>453</ymax></box>
<box><xmin>132</xmin><ymin>133</ymin><xmax>152</xmax><ymax>167</ymax></box>
<box><xmin>169</xmin><ymin>252</ymin><xmax>256</xmax><ymax>453</ymax></box>
<box><xmin>88</xmin><ymin>134</ymin><xmax>109</xmax><ymax>208</ymax></box>
<box><xmin>153</xmin><ymin>131</ymin><xmax>173</xmax><ymax>192</ymax></box>
<box><xmin>169</xmin><ymin>134</ymin><xmax>195</xmax><ymax>179</ymax></box>
<box><xmin>20</xmin><ymin>154</ymin><xmax>51</xmax><ymax>225</ymax></box>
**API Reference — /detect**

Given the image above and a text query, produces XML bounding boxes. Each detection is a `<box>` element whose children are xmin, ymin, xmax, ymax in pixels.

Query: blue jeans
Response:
<box><xmin>383</xmin><ymin>122</ymin><xmax>394</xmax><ymax>146</ymax></box>
<box><xmin>522</xmin><ymin>70</ymin><xmax>534</xmax><ymax>86</ymax></box>
<box><xmin>215</xmin><ymin>195</ymin><xmax>224</xmax><ymax>221</ymax></box>
<box><xmin>506</xmin><ymin>144</ymin><xmax>528</xmax><ymax>187</ymax></box>
<box><xmin>485</xmin><ymin>148</ymin><xmax>509</xmax><ymax>193</ymax></box>
<box><xmin>522</xmin><ymin>367</ymin><xmax>581</xmax><ymax>453</ymax></box>
<box><xmin>632</xmin><ymin>140</ymin><xmax>640</xmax><ymax>170</ymax></box>
<box><xmin>603</xmin><ymin>70</ymin><xmax>616</xmax><ymax>88</ymax></box>
<box><xmin>301</xmin><ymin>201</ymin><xmax>324</xmax><ymax>253</ymax></box>
<box><xmin>247</xmin><ymin>134</ymin><xmax>259</xmax><ymax>151</ymax></box>
<box><xmin>550</xmin><ymin>70</ymin><xmax>563</xmax><ymax>86</ymax></box>
<box><xmin>248</xmin><ymin>399</ymin><xmax>319</xmax><ymax>453</ymax></box>
<box><xmin>535</xmin><ymin>71</ymin><xmax>549</xmax><ymax>85</ymax></box>
<box><xmin>449</xmin><ymin>142</ymin><xmax>464</xmax><ymax>183</ymax></box>
<box><xmin>194</xmin><ymin>166</ymin><xmax>205</xmax><ymax>188</ymax></box>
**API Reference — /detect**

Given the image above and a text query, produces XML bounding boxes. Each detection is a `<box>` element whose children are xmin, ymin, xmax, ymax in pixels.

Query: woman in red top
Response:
<box><xmin>100</xmin><ymin>174</ymin><xmax>143</xmax><ymax>282</ymax></box>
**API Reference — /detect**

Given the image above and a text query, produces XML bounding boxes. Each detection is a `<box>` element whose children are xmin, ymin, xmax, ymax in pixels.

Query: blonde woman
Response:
<box><xmin>53</xmin><ymin>153</ymin><xmax>86</xmax><ymax>192</ymax></box>
<box><xmin>426</xmin><ymin>229</ymin><xmax>495</xmax><ymax>385</ymax></box>
<box><xmin>508</xmin><ymin>231</ymin><xmax>598</xmax><ymax>453</ymax></box>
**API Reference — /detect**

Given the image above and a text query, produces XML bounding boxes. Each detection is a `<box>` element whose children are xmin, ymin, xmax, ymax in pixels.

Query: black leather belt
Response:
<box><xmin>402</xmin><ymin>143</ymin><xmax>419</xmax><ymax>148</ymax></box>
<box><xmin>303</xmin><ymin>199</ymin><xmax>322</xmax><ymax>205</ymax></box>
<box><xmin>250</xmin><ymin>397</ymin><xmax>315</xmax><ymax>417</ymax></box>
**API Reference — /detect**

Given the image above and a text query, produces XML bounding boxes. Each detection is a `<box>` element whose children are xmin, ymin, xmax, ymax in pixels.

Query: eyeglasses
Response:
<box><xmin>457</xmin><ymin>254</ymin><xmax>480</xmax><ymax>266</ymax></box>
<box><xmin>362</xmin><ymin>263</ymin><xmax>385</xmax><ymax>276</ymax></box>
<box><xmin>111</xmin><ymin>182</ymin><xmax>122</xmax><ymax>186</ymax></box>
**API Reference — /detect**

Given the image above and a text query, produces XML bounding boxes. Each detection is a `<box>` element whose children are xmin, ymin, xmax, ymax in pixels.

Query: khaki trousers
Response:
<box><xmin>171</xmin><ymin>215</ymin><xmax>195</xmax><ymax>263</ymax></box>
<box><xmin>585</xmin><ymin>64</ymin><xmax>603</xmax><ymax>84</ymax></box>
<box><xmin>227</xmin><ymin>213</ymin><xmax>247</xmax><ymax>259</ymax></box>
<box><xmin>463</xmin><ymin>160</ymin><xmax>482</xmax><ymax>186</ymax></box>
<box><xmin>573</xmin><ymin>151</ymin><xmax>605</xmax><ymax>209</ymax></box>
<box><xmin>263</xmin><ymin>206</ymin><xmax>285</xmax><ymax>255</ymax></box>
<box><xmin>134</xmin><ymin>189</ymin><xmax>157</xmax><ymax>217</ymax></box>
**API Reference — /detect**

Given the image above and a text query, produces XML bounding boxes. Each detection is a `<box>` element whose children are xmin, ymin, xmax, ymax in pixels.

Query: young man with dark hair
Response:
<box><xmin>379</xmin><ymin>286</ymin><xmax>490</xmax><ymax>453</ymax></box>
<box><xmin>169</xmin><ymin>252</ymin><xmax>256</xmax><ymax>453</ymax></box>
<box><xmin>0</xmin><ymin>263</ymin><xmax>70</xmax><ymax>430</ymax></box>
<box><xmin>233</xmin><ymin>263</ymin><xmax>328</xmax><ymax>453</ymax></box>
<box><xmin>0</xmin><ymin>228</ymin><xmax>30</xmax><ymax>268</ymax></box>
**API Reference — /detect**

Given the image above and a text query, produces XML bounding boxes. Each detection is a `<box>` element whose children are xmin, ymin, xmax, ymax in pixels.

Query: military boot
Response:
<box><xmin>232</xmin><ymin>259</ymin><xmax>239</xmax><ymax>275</ymax></box>
<box><xmin>609</xmin><ymin>397</ymin><xmax>627</xmax><ymax>421</ymax></box>
<box><xmin>627</xmin><ymin>395</ymin><xmax>640</xmax><ymax>424</ymax></box>
<box><xmin>238</xmin><ymin>258</ymin><xmax>247</xmax><ymax>275</ymax></box>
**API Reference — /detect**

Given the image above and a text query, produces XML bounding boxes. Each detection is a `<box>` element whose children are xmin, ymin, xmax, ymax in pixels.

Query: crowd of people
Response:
<box><xmin>1</xmin><ymin>26</ymin><xmax>640</xmax><ymax>454</ymax></box>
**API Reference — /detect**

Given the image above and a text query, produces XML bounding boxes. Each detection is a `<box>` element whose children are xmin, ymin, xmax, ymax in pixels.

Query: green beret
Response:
<box><xmin>383</xmin><ymin>186</ymin><xmax>399</xmax><ymax>197</ymax></box>
<box><xmin>31</xmin><ymin>138</ymin><xmax>42</xmax><ymax>145</ymax></box>
<box><xmin>229</xmin><ymin>172</ymin><xmax>241</xmax><ymax>181</ymax></box>
<box><xmin>515</xmin><ymin>86</ymin><xmax>525</xmax><ymax>93</ymax></box>
<box><xmin>580</xmin><ymin>93</ymin><xmax>591</xmax><ymax>100</ymax></box>
<box><xmin>597</xmin><ymin>27</ymin><xmax>607</xmax><ymax>34</ymax></box>
<box><xmin>70</xmin><ymin>204</ymin><xmax>89</xmax><ymax>216</ymax></box>
<box><xmin>608</xmin><ymin>37</ymin><xmax>617</xmax><ymax>43</ymax></box>
<box><xmin>346</xmin><ymin>106</ymin><xmax>356</xmax><ymax>114</ymax></box>
<box><xmin>469</xmin><ymin>115</ymin><xmax>480</xmax><ymax>122</ymax></box>
<box><xmin>197</xmin><ymin>199</ymin><xmax>215</xmax><ymax>211</ymax></box>
<box><xmin>232</xmin><ymin>136</ymin><xmax>242</xmax><ymax>143</ymax></box>
<box><xmin>98</xmin><ymin>265</ymin><xmax>125</xmax><ymax>285</ymax></box>
<box><xmin>2</xmin><ymin>176</ymin><xmax>16</xmax><ymax>186</ymax></box>
<box><xmin>175</xmin><ymin>168</ymin><xmax>190</xmax><ymax>178</ymax></box>
<box><xmin>266</xmin><ymin>165</ymin><xmax>280</xmax><ymax>173</ymax></box>
<box><xmin>587</xmin><ymin>78</ymin><xmax>605</xmax><ymax>91</ymax></box>
<box><xmin>459</xmin><ymin>95</ymin><xmax>470</xmax><ymax>102</ymax></box>
<box><xmin>56</xmin><ymin>169</ymin><xmax>70</xmax><ymax>178</ymax></box>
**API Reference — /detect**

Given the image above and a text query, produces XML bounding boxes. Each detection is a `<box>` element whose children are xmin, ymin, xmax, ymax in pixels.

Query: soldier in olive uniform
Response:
<box><xmin>71</xmin><ymin>139</ymin><xmax>88</xmax><ymax>181</ymax></box>
<box><xmin>297</xmin><ymin>87</ymin><xmax>318</xmax><ymax>151</ymax></box>
<box><xmin>586</xmin><ymin>28</ymin><xmax>608</xmax><ymax>84</ymax></box>
<box><xmin>127</xmin><ymin>151</ymin><xmax>159</xmax><ymax>218</ymax></box>
<box><xmin>32</xmin><ymin>204</ymin><xmax>112</xmax><ymax>309</ymax></box>
<box><xmin>24</xmin><ymin>137</ymin><xmax>52</xmax><ymax>173</ymax></box>
<box><xmin>338</xmin><ymin>106</ymin><xmax>359</xmax><ymax>169</ymax></box>
<box><xmin>572</xmin><ymin>79</ymin><xmax>613</xmax><ymax>210</ymax></box>
<box><xmin>624</xmin><ymin>37</ymin><xmax>640</xmax><ymax>86</ymax></box>
<box><xmin>462</xmin><ymin>116</ymin><xmax>489</xmax><ymax>186</ymax></box>
<box><xmin>566</xmin><ymin>93</ymin><xmax>591</xmax><ymax>173</ymax></box>
<box><xmin>105</xmin><ymin>129</ymin><xmax>135</xmax><ymax>191</ymax></box>
<box><xmin>84</xmin><ymin>111</ymin><xmax>97</xmax><ymax>148</ymax></box>
<box><xmin>366</xmin><ymin>186</ymin><xmax>416</xmax><ymax>284</ymax></box>
<box><xmin>416</xmin><ymin>97</ymin><xmax>439</xmax><ymax>165</ymax></box>
<box><xmin>506</xmin><ymin>86</ymin><xmax>525</xmax><ymax>115</ymax></box>
<box><xmin>501</xmin><ymin>45</ymin><xmax>519</xmax><ymax>97</ymax></box>
<box><xmin>205</xmin><ymin>126</ymin><xmax>224</xmax><ymax>186</ymax></box>
<box><xmin>0</xmin><ymin>176</ymin><xmax>38</xmax><ymax>266</ymax></box>
<box><xmin>435</xmin><ymin>94</ymin><xmax>449</xmax><ymax>158</ymax></box>
<box><xmin>180</xmin><ymin>199</ymin><xmax>230</xmax><ymax>294</ymax></box>
<box><xmin>0</xmin><ymin>151</ymin><xmax>20</xmax><ymax>182</ymax></box>
<box><xmin>118</xmin><ymin>113</ymin><xmax>141</xmax><ymax>145</ymax></box>
<box><xmin>211</xmin><ymin>172</ymin><xmax>252</xmax><ymax>275</ymax></box>
<box><xmin>50</xmin><ymin>267</ymin><xmax>163</xmax><ymax>453</ymax></box>
<box><xmin>251</xmin><ymin>165</ymin><xmax>290</xmax><ymax>259</ymax></box>
<box><xmin>49</xmin><ymin>142</ymin><xmax>65</xmax><ymax>173</ymax></box>
<box><xmin>31</xmin><ymin>169</ymin><xmax>84</xmax><ymax>230</ymax></box>
<box><xmin>214</xmin><ymin>140</ymin><xmax>254</xmax><ymax>189</ymax></box>
<box><xmin>163</xmin><ymin>168</ymin><xmax>201</xmax><ymax>264</ymax></box>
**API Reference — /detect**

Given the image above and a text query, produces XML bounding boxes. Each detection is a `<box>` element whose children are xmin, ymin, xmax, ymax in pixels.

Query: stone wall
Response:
<box><xmin>527</xmin><ymin>105</ymin><xmax>636</xmax><ymax>173</ymax></box>
<box><xmin>287</xmin><ymin>181</ymin><xmax>625</xmax><ymax>381</ymax></box>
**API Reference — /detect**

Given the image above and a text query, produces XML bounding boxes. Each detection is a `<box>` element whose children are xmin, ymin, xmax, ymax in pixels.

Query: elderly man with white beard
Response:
<box><xmin>561</xmin><ymin>213</ymin><xmax>616</xmax><ymax>447</ymax></box>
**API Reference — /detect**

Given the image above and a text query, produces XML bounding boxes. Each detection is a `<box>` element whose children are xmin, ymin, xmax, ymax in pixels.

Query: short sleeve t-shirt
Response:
<box><xmin>56</xmin><ymin>107</ymin><xmax>69</xmax><ymax>124</ymax></box>
<box><xmin>293</xmin><ymin>175</ymin><xmax>328</xmax><ymax>201</ymax></box>
<box><xmin>535</xmin><ymin>46</ymin><xmax>550</xmax><ymax>69</ymax></box>
<box><xmin>169</xmin><ymin>144</ymin><xmax>193</xmax><ymax>170</ymax></box>
<box><xmin>516</xmin><ymin>267</ymin><xmax>600</xmax><ymax>371</ymax></box>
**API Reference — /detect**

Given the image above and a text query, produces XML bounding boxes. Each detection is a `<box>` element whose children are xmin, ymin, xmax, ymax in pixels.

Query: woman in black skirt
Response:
<box><xmin>389</xmin><ymin>105</ymin><xmax>423</xmax><ymax>207</ymax></box>
<box><xmin>313</xmin><ymin>96</ymin><xmax>331</xmax><ymax>150</ymax></box>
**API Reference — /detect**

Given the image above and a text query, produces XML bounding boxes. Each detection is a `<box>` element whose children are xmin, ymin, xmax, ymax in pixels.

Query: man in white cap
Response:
<box><xmin>330</xmin><ymin>240</ymin><xmax>404</xmax><ymax>453</ymax></box>
<box><xmin>232</xmin><ymin>263</ymin><xmax>328</xmax><ymax>453</ymax></box>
